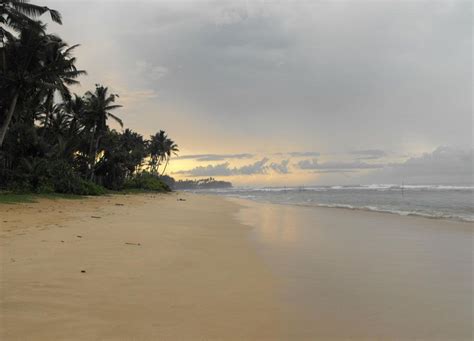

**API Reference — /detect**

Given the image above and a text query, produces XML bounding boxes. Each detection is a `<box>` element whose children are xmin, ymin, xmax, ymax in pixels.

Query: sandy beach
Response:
<box><xmin>0</xmin><ymin>193</ymin><xmax>282</xmax><ymax>340</ymax></box>
<box><xmin>1</xmin><ymin>193</ymin><xmax>472</xmax><ymax>340</ymax></box>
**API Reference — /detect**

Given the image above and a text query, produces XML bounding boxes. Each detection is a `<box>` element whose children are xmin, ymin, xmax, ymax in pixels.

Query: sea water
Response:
<box><xmin>195</xmin><ymin>184</ymin><xmax>474</xmax><ymax>222</ymax></box>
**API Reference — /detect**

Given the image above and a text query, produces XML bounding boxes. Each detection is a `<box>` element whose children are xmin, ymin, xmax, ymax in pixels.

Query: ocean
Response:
<box><xmin>194</xmin><ymin>184</ymin><xmax>474</xmax><ymax>222</ymax></box>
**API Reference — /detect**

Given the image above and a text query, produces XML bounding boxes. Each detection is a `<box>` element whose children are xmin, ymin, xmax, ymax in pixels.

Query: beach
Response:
<box><xmin>1</xmin><ymin>193</ymin><xmax>472</xmax><ymax>340</ymax></box>
<box><xmin>0</xmin><ymin>193</ymin><xmax>281</xmax><ymax>340</ymax></box>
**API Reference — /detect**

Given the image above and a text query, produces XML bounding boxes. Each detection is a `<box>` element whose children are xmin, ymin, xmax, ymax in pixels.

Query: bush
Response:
<box><xmin>49</xmin><ymin>160</ymin><xmax>105</xmax><ymax>195</ymax></box>
<box><xmin>124</xmin><ymin>173</ymin><xmax>171</xmax><ymax>192</ymax></box>
<box><xmin>75</xmin><ymin>178</ymin><xmax>106</xmax><ymax>196</ymax></box>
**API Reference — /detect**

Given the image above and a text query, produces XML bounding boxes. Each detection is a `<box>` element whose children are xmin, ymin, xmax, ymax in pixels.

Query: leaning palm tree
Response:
<box><xmin>161</xmin><ymin>138</ymin><xmax>179</xmax><ymax>176</ymax></box>
<box><xmin>0</xmin><ymin>28</ymin><xmax>85</xmax><ymax>147</ymax></box>
<box><xmin>83</xmin><ymin>85</ymin><xmax>123</xmax><ymax>179</ymax></box>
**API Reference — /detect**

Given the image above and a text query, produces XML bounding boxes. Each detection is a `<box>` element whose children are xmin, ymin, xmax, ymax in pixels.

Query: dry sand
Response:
<box><xmin>0</xmin><ymin>193</ymin><xmax>282</xmax><ymax>340</ymax></box>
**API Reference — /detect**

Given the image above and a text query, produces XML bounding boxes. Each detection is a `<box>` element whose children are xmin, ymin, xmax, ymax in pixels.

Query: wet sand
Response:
<box><xmin>1</xmin><ymin>193</ymin><xmax>472</xmax><ymax>340</ymax></box>
<box><xmin>234</xmin><ymin>198</ymin><xmax>473</xmax><ymax>340</ymax></box>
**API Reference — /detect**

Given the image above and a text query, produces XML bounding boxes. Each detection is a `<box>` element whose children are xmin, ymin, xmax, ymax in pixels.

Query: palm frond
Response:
<box><xmin>107</xmin><ymin>113</ymin><xmax>123</xmax><ymax>127</ymax></box>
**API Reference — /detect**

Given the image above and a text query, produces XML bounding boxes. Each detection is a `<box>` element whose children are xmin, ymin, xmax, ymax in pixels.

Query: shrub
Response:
<box><xmin>49</xmin><ymin>160</ymin><xmax>105</xmax><ymax>195</ymax></box>
<box><xmin>124</xmin><ymin>173</ymin><xmax>171</xmax><ymax>192</ymax></box>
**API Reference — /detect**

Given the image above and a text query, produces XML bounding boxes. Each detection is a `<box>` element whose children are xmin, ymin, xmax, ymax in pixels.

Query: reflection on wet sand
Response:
<box><xmin>234</xmin><ymin>199</ymin><xmax>473</xmax><ymax>340</ymax></box>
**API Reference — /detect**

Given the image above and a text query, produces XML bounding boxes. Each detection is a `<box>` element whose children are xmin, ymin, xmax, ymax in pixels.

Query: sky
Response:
<box><xmin>45</xmin><ymin>0</ymin><xmax>472</xmax><ymax>186</ymax></box>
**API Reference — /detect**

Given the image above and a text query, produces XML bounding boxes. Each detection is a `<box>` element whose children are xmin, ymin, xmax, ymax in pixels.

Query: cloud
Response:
<box><xmin>314</xmin><ymin>169</ymin><xmax>357</xmax><ymax>174</ymax></box>
<box><xmin>269</xmin><ymin>159</ymin><xmax>290</xmax><ymax>174</ymax></box>
<box><xmin>135</xmin><ymin>61</ymin><xmax>168</xmax><ymax>81</ymax></box>
<box><xmin>176</xmin><ymin>153</ymin><xmax>254</xmax><ymax>161</ymax></box>
<box><xmin>174</xmin><ymin>157</ymin><xmax>292</xmax><ymax>176</ymax></box>
<box><xmin>369</xmin><ymin>146</ymin><xmax>473</xmax><ymax>183</ymax></box>
<box><xmin>173</xmin><ymin>162</ymin><xmax>233</xmax><ymax>177</ymax></box>
<box><xmin>349</xmin><ymin>149</ymin><xmax>387</xmax><ymax>160</ymax></box>
<box><xmin>47</xmin><ymin>0</ymin><xmax>471</xmax><ymax>186</ymax></box>
<box><xmin>297</xmin><ymin>158</ymin><xmax>384</xmax><ymax>171</ymax></box>
<box><xmin>238</xmin><ymin>158</ymin><xmax>269</xmax><ymax>175</ymax></box>
<box><xmin>275</xmin><ymin>151</ymin><xmax>320</xmax><ymax>157</ymax></box>
<box><xmin>174</xmin><ymin>158</ymin><xmax>269</xmax><ymax>177</ymax></box>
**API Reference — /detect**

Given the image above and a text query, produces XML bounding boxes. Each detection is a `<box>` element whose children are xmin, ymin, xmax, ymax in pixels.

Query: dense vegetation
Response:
<box><xmin>0</xmin><ymin>0</ymin><xmax>178</xmax><ymax>195</ymax></box>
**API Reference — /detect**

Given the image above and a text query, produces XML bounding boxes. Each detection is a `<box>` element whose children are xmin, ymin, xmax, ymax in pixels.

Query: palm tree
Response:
<box><xmin>161</xmin><ymin>137</ymin><xmax>179</xmax><ymax>176</ymax></box>
<box><xmin>39</xmin><ymin>39</ymin><xmax>84</xmax><ymax>133</ymax></box>
<box><xmin>120</xmin><ymin>129</ymin><xmax>147</xmax><ymax>176</ymax></box>
<box><xmin>0</xmin><ymin>0</ymin><xmax>62</xmax><ymax>70</ymax></box>
<box><xmin>83</xmin><ymin>85</ymin><xmax>123</xmax><ymax>179</ymax></box>
<box><xmin>0</xmin><ymin>0</ymin><xmax>61</xmax><ymax>30</ymax></box>
<box><xmin>0</xmin><ymin>28</ymin><xmax>85</xmax><ymax>147</ymax></box>
<box><xmin>148</xmin><ymin>130</ymin><xmax>167</xmax><ymax>175</ymax></box>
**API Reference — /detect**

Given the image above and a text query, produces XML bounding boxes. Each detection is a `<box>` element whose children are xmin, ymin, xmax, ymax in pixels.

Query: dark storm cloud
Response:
<box><xmin>176</xmin><ymin>153</ymin><xmax>254</xmax><ymax>161</ymax></box>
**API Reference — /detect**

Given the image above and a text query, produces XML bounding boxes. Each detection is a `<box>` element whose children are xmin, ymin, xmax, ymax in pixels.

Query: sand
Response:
<box><xmin>0</xmin><ymin>193</ymin><xmax>282</xmax><ymax>340</ymax></box>
<box><xmin>1</xmin><ymin>193</ymin><xmax>472</xmax><ymax>340</ymax></box>
<box><xmin>235</xmin><ymin>198</ymin><xmax>473</xmax><ymax>340</ymax></box>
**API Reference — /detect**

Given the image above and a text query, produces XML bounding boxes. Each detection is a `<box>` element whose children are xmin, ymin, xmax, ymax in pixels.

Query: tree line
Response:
<box><xmin>0</xmin><ymin>0</ymin><xmax>178</xmax><ymax>194</ymax></box>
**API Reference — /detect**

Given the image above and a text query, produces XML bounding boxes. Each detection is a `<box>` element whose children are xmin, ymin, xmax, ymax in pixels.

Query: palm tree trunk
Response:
<box><xmin>89</xmin><ymin>134</ymin><xmax>102</xmax><ymax>181</ymax></box>
<box><xmin>1</xmin><ymin>48</ymin><xmax>5</xmax><ymax>73</ymax></box>
<box><xmin>161</xmin><ymin>157</ymin><xmax>170</xmax><ymax>176</ymax></box>
<box><xmin>155</xmin><ymin>161</ymin><xmax>161</xmax><ymax>175</ymax></box>
<box><xmin>0</xmin><ymin>91</ymin><xmax>19</xmax><ymax>148</ymax></box>
<box><xmin>40</xmin><ymin>91</ymin><xmax>54</xmax><ymax>137</ymax></box>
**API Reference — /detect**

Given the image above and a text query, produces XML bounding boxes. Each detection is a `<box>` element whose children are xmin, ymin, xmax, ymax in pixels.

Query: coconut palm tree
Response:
<box><xmin>161</xmin><ymin>137</ymin><xmax>178</xmax><ymax>176</ymax></box>
<box><xmin>0</xmin><ymin>0</ymin><xmax>62</xmax><ymax>71</ymax></box>
<box><xmin>39</xmin><ymin>39</ymin><xmax>84</xmax><ymax>132</ymax></box>
<box><xmin>83</xmin><ymin>85</ymin><xmax>123</xmax><ymax>179</ymax></box>
<box><xmin>148</xmin><ymin>130</ymin><xmax>167</xmax><ymax>175</ymax></box>
<box><xmin>0</xmin><ymin>28</ymin><xmax>85</xmax><ymax>147</ymax></box>
<box><xmin>0</xmin><ymin>0</ymin><xmax>61</xmax><ymax>32</ymax></box>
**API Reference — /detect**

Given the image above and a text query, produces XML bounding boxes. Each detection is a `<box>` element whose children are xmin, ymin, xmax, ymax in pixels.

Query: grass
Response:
<box><xmin>0</xmin><ymin>192</ymin><xmax>86</xmax><ymax>205</ymax></box>
<box><xmin>0</xmin><ymin>188</ymin><xmax>170</xmax><ymax>205</ymax></box>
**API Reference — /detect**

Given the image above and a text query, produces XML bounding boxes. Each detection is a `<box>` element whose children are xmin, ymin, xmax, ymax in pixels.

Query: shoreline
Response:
<box><xmin>1</xmin><ymin>192</ymin><xmax>472</xmax><ymax>339</ymax></box>
<box><xmin>232</xmin><ymin>197</ymin><xmax>473</xmax><ymax>339</ymax></box>
<box><xmin>189</xmin><ymin>191</ymin><xmax>474</xmax><ymax>224</ymax></box>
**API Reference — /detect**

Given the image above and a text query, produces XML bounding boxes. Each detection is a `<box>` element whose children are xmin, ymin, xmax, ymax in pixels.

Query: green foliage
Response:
<box><xmin>124</xmin><ymin>173</ymin><xmax>171</xmax><ymax>192</ymax></box>
<box><xmin>49</xmin><ymin>160</ymin><xmax>105</xmax><ymax>195</ymax></box>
